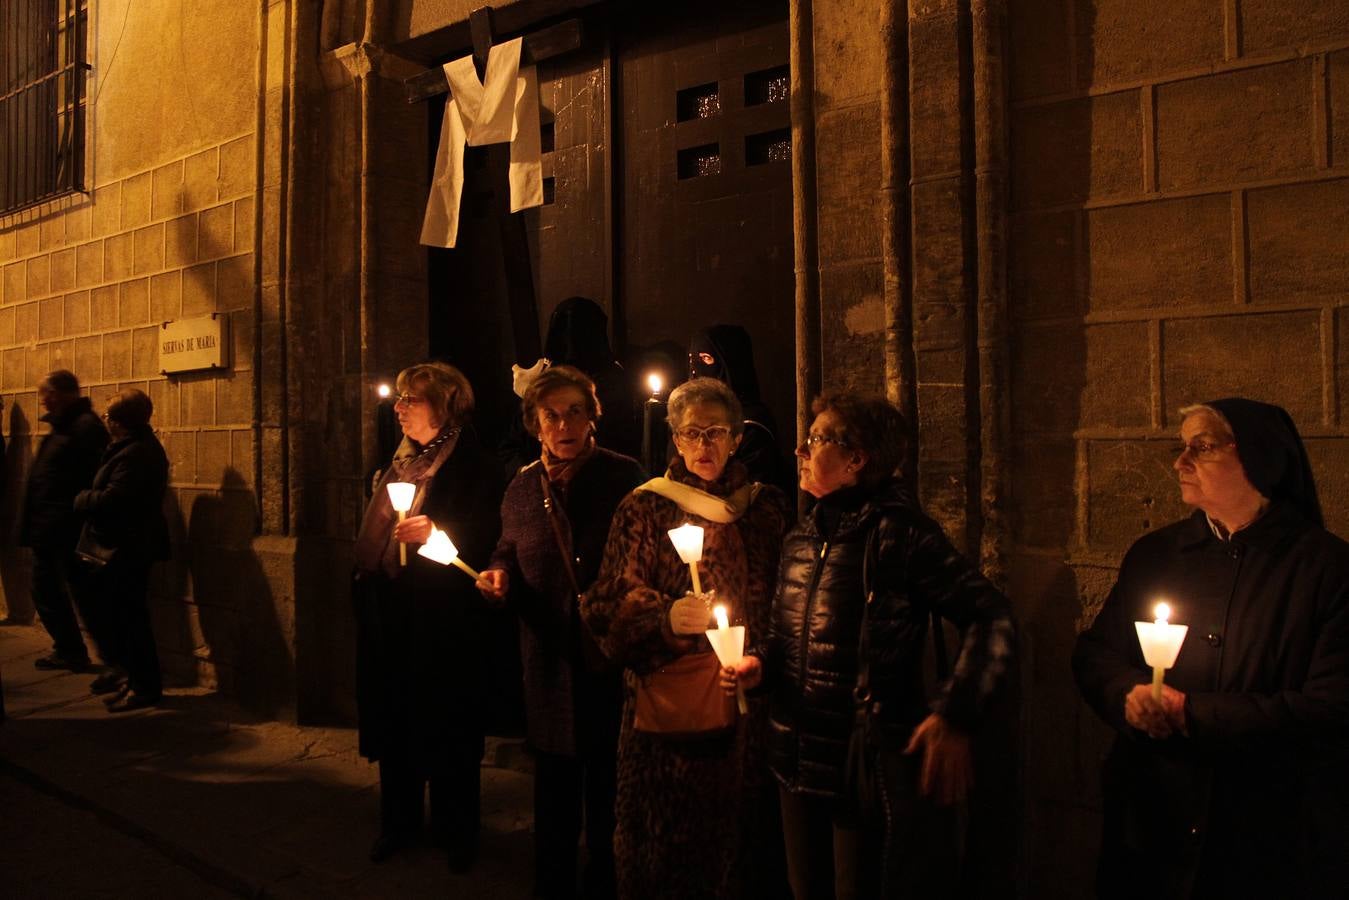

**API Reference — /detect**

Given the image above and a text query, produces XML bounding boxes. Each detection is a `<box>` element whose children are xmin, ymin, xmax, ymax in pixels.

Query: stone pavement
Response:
<box><xmin>0</xmin><ymin>623</ymin><xmax>535</xmax><ymax>899</ymax></box>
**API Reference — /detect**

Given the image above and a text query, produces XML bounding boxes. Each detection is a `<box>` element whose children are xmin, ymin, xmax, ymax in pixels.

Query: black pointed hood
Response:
<box><xmin>1204</xmin><ymin>397</ymin><xmax>1323</xmax><ymax>528</ymax></box>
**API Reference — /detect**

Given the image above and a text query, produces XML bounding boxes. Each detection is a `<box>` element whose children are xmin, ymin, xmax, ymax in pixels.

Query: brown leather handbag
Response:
<box><xmin>633</xmin><ymin>649</ymin><xmax>736</xmax><ymax>738</ymax></box>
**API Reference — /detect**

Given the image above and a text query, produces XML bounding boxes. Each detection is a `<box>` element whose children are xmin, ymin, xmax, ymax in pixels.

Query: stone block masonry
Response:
<box><xmin>0</xmin><ymin>132</ymin><xmax>261</xmax><ymax>695</ymax></box>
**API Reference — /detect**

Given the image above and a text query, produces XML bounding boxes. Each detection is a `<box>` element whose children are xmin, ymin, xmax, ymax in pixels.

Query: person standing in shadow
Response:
<box><xmin>73</xmin><ymin>388</ymin><xmax>169</xmax><ymax>711</ymax></box>
<box><xmin>21</xmin><ymin>370</ymin><xmax>108</xmax><ymax>671</ymax></box>
<box><xmin>689</xmin><ymin>325</ymin><xmax>791</xmax><ymax>494</ymax></box>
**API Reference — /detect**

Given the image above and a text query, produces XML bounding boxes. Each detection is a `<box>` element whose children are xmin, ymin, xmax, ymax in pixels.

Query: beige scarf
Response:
<box><xmin>635</xmin><ymin>476</ymin><xmax>763</xmax><ymax>523</ymax></box>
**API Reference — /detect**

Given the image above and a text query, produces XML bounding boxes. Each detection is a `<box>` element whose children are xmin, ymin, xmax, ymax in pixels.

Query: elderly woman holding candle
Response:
<box><xmin>1073</xmin><ymin>398</ymin><xmax>1349</xmax><ymax>899</ymax></box>
<box><xmin>352</xmin><ymin>361</ymin><xmax>502</xmax><ymax>872</ymax></box>
<box><xmin>581</xmin><ymin>376</ymin><xmax>790</xmax><ymax>900</ymax></box>
<box><xmin>730</xmin><ymin>393</ymin><xmax>1015</xmax><ymax>899</ymax></box>
<box><xmin>477</xmin><ymin>365</ymin><xmax>647</xmax><ymax>900</ymax></box>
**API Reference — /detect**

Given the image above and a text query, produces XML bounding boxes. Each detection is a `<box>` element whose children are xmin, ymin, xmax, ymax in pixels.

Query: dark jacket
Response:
<box><xmin>21</xmin><ymin>397</ymin><xmax>109</xmax><ymax>549</ymax></box>
<box><xmin>1073</xmin><ymin>502</ymin><xmax>1349</xmax><ymax>899</ymax></box>
<box><xmin>760</xmin><ymin>479</ymin><xmax>1015</xmax><ymax>798</ymax></box>
<box><xmin>73</xmin><ymin>427</ymin><xmax>170</xmax><ymax>562</ymax></box>
<box><xmin>353</xmin><ymin>426</ymin><xmax>504</xmax><ymax>765</ymax></box>
<box><xmin>489</xmin><ymin>447</ymin><xmax>648</xmax><ymax>756</ymax></box>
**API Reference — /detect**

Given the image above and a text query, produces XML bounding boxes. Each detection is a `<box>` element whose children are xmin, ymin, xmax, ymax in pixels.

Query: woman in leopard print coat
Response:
<box><xmin>582</xmin><ymin>378</ymin><xmax>791</xmax><ymax>900</ymax></box>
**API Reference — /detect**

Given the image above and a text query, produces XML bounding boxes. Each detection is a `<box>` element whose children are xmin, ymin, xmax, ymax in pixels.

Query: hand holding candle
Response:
<box><xmin>706</xmin><ymin>603</ymin><xmax>748</xmax><ymax>715</ymax></box>
<box><xmin>386</xmin><ymin>482</ymin><xmax>416</xmax><ymax>566</ymax></box>
<box><xmin>417</xmin><ymin>527</ymin><xmax>487</xmax><ymax>584</ymax></box>
<box><xmin>667</xmin><ymin>523</ymin><xmax>705</xmax><ymax>595</ymax></box>
<box><xmin>1135</xmin><ymin>601</ymin><xmax>1188</xmax><ymax>701</ymax></box>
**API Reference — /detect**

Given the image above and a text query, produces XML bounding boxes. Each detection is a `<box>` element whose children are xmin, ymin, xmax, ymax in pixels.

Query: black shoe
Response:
<box><xmin>106</xmin><ymin>692</ymin><xmax>159</xmax><ymax>713</ymax></box>
<box><xmin>35</xmin><ymin>653</ymin><xmax>91</xmax><ymax>672</ymax></box>
<box><xmin>90</xmin><ymin>671</ymin><xmax>128</xmax><ymax>694</ymax></box>
<box><xmin>369</xmin><ymin>833</ymin><xmax>412</xmax><ymax>864</ymax></box>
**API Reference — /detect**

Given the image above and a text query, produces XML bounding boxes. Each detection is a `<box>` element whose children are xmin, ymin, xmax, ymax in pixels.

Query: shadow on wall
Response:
<box><xmin>0</xmin><ymin>403</ymin><xmax>35</xmax><ymax>624</ymax></box>
<box><xmin>156</xmin><ymin>467</ymin><xmax>292</xmax><ymax>717</ymax></box>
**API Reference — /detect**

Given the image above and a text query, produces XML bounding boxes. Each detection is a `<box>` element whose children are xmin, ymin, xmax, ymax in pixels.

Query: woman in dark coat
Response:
<box><xmin>581</xmin><ymin>377</ymin><xmax>791</xmax><ymax>900</ymax></box>
<box><xmin>353</xmin><ymin>362</ymin><xmax>503</xmax><ymax>871</ymax></box>
<box><xmin>479</xmin><ymin>365</ymin><xmax>647</xmax><ymax>899</ymax></box>
<box><xmin>1073</xmin><ymin>398</ymin><xmax>1349</xmax><ymax>899</ymax></box>
<box><xmin>72</xmin><ymin>388</ymin><xmax>169</xmax><ymax>711</ymax></box>
<box><xmin>732</xmin><ymin>394</ymin><xmax>1015</xmax><ymax>899</ymax></box>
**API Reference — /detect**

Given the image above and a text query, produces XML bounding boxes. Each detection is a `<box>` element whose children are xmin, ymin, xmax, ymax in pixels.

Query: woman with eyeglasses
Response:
<box><xmin>581</xmin><ymin>376</ymin><xmax>791</xmax><ymax>900</ymax></box>
<box><xmin>1073</xmin><ymin>399</ymin><xmax>1349</xmax><ymax>899</ymax></box>
<box><xmin>352</xmin><ymin>362</ymin><xmax>503</xmax><ymax>872</ymax></box>
<box><xmin>728</xmin><ymin>393</ymin><xmax>1014</xmax><ymax>899</ymax></box>
<box><xmin>476</xmin><ymin>365</ymin><xmax>647</xmax><ymax>899</ymax></box>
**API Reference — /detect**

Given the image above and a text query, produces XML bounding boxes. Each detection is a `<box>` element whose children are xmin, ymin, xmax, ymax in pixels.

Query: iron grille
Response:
<box><xmin>1</xmin><ymin>0</ymin><xmax>88</xmax><ymax>215</ymax></box>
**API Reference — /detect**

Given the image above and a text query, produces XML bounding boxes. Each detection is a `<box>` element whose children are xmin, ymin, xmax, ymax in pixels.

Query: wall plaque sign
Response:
<box><xmin>160</xmin><ymin>314</ymin><xmax>230</xmax><ymax>374</ymax></box>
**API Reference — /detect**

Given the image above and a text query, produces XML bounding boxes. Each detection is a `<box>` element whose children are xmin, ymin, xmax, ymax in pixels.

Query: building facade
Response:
<box><xmin>1</xmin><ymin>0</ymin><xmax>1346</xmax><ymax>894</ymax></box>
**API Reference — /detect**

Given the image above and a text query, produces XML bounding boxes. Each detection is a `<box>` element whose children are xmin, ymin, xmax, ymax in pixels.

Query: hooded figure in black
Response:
<box><xmin>544</xmin><ymin>298</ymin><xmax>640</xmax><ymax>460</ymax></box>
<box><xmin>1073</xmin><ymin>397</ymin><xmax>1349</xmax><ymax>899</ymax></box>
<box><xmin>501</xmin><ymin>298</ymin><xmax>640</xmax><ymax>474</ymax></box>
<box><xmin>688</xmin><ymin>325</ymin><xmax>790</xmax><ymax>492</ymax></box>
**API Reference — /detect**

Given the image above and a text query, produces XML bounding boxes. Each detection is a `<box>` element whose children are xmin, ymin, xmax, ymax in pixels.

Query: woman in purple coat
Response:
<box><xmin>479</xmin><ymin>365</ymin><xmax>646</xmax><ymax>900</ymax></box>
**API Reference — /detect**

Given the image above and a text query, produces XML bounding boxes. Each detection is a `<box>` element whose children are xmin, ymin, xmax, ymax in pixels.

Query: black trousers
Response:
<box><xmin>32</xmin><ymin>545</ymin><xmax>88</xmax><ymax>662</ymax></box>
<box><xmin>74</xmin><ymin>557</ymin><xmax>161</xmax><ymax>699</ymax></box>
<box><xmin>378</xmin><ymin>738</ymin><xmax>483</xmax><ymax>847</ymax></box>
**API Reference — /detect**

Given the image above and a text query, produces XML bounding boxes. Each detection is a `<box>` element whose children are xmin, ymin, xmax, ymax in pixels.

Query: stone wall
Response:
<box><xmin>0</xmin><ymin>0</ymin><xmax>290</xmax><ymax>710</ymax></box>
<box><xmin>1006</xmin><ymin>1</ymin><xmax>1349</xmax><ymax>893</ymax></box>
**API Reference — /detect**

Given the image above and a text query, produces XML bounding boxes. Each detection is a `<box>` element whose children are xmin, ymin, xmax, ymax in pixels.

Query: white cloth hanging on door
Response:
<box><xmin>420</xmin><ymin>36</ymin><xmax>543</xmax><ymax>249</ymax></box>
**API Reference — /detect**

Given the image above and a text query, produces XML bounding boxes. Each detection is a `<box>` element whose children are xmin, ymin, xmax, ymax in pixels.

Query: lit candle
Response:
<box><xmin>667</xmin><ymin>523</ymin><xmax>705</xmax><ymax>595</ymax></box>
<box><xmin>642</xmin><ymin>371</ymin><xmax>667</xmax><ymax>475</ymax></box>
<box><xmin>706</xmin><ymin>602</ymin><xmax>748</xmax><ymax>715</ymax></box>
<box><xmin>1134</xmin><ymin>601</ymin><xmax>1189</xmax><ymax>701</ymax></box>
<box><xmin>376</xmin><ymin>382</ymin><xmax>392</xmax><ymax>399</ymax></box>
<box><xmin>416</xmin><ymin>527</ymin><xmax>486</xmax><ymax>582</ymax></box>
<box><xmin>386</xmin><ymin>482</ymin><xmax>416</xmax><ymax>566</ymax></box>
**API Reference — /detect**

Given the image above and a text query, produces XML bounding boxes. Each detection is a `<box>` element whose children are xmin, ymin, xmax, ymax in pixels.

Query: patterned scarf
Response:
<box><xmin>354</xmin><ymin>425</ymin><xmax>462</xmax><ymax>578</ymax></box>
<box><xmin>540</xmin><ymin>433</ymin><xmax>596</xmax><ymax>495</ymax></box>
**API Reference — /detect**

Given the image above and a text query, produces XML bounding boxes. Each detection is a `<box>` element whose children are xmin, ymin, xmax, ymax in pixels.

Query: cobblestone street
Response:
<box><xmin>0</xmin><ymin>624</ymin><xmax>534</xmax><ymax>899</ymax></box>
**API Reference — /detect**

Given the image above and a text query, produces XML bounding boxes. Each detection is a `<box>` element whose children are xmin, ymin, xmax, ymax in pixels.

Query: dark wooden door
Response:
<box><xmin>434</xmin><ymin>2</ymin><xmax>793</xmax><ymax>451</ymax></box>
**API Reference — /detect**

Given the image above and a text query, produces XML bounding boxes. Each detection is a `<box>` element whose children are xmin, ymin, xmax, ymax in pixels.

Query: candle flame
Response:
<box><xmin>714</xmin><ymin>604</ymin><xmax>729</xmax><ymax>631</ymax></box>
<box><xmin>1154</xmin><ymin>602</ymin><xmax>1171</xmax><ymax>625</ymax></box>
<box><xmin>647</xmin><ymin>372</ymin><xmax>663</xmax><ymax>396</ymax></box>
<box><xmin>376</xmin><ymin>382</ymin><xmax>392</xmax><ymax>399</ymax></box>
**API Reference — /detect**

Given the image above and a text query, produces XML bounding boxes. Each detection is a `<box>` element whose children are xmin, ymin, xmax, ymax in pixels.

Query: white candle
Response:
<box><xmin>416</xmin><ymin>527</ymin><xmax>485</xmax><ymax>582</ymax></box>
<box><xmin>706</xmin><ymin>603</ymin><xmax>748</xmax><ymax>715</ymax></box>
<box><xmin>667</xmin><ymin>523</ymin><xmax>705</xmax><ymax>595</ymax></box>
<box><xmin>1134</xmin><ymin>601</ymin><xmax>1189</xmax><ymax>701</ymax></box>
<box><xmin>386</xmin><ymin>482</ymin><xmax>416</xmax><ymax>566</ymax></box>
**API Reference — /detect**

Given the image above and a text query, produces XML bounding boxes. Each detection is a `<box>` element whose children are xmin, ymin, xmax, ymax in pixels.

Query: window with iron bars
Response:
<box><xmin>1</xmin><ymin>0</ymin><xmax>89</xmax><ymax>216</ymax></box>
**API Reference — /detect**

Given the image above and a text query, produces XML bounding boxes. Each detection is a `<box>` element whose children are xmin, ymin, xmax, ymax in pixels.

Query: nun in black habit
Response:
<box><xmin>1073</xmin><ymin>397</ymin><xmax>1349</xmax><ymax>899</ymax></box>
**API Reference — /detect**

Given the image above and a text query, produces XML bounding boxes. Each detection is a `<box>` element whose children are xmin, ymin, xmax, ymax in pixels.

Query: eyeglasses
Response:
<box><xmin>800</xmin><ymin>432</ymin><xmax>850</xmax><ymax>452</ymax></box>
<box><xmin>393</xmin><ymin>393</ymin><xmax>426</xmax><ymax>406</ymax></box>
<box><xmin>673</xmin><ymin>425</ymin><xmax>733</xmax><ymax>445</ymax></box>
<box><xmin>1172</xmin><ymin>439</ymin><xmax>1234</xmax><ymax>461</ymax></box>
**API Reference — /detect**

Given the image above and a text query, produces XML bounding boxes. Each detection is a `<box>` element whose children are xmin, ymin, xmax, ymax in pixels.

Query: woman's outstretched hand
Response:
<box><xmin>904</xmin><ymin>714</ymin><xmax>973</xmax><ymax>807</ymax></box>
<box><xmin>477</xmin><ymin>568</ymin><xmax>509</xmax><ymax>602</ymax></box>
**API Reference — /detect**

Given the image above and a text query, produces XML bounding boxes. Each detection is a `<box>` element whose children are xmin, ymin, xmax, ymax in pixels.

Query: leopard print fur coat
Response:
<box><xmin>582</xmin><ymin>458</ymin><xmax>791</xmax><ymax>899</ymax></box>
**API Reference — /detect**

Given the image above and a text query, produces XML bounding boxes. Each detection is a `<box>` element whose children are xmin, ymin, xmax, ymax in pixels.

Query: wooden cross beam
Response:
<box><xmin>403</xmin><ymin>16</ymin><xmax>584</xmax><ymax>103</ymax></box>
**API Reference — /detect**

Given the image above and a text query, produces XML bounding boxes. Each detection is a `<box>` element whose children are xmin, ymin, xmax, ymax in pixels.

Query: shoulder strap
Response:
<box><xmin>538</xmin><ymin>471</ymin><xmax>582</xmax><ymax>597</ymax></box>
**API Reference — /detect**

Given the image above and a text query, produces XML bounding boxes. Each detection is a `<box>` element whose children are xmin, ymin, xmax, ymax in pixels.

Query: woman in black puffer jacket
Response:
<box><xmin>731</xmin><ymin>394</ymin><xmax>1015</xmax><ymax>899</ymax></box>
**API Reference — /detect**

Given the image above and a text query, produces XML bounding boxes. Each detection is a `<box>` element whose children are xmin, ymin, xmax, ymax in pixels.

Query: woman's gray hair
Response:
<box><xmin>666</xmin><ymin>377</ymin><xmax>744</xmax><ymax>435</ymax></box>
<box><xmin>1178</xmin><ymin>403</ymin><xmax>1234</xmax><ymax>439</ymax></box>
